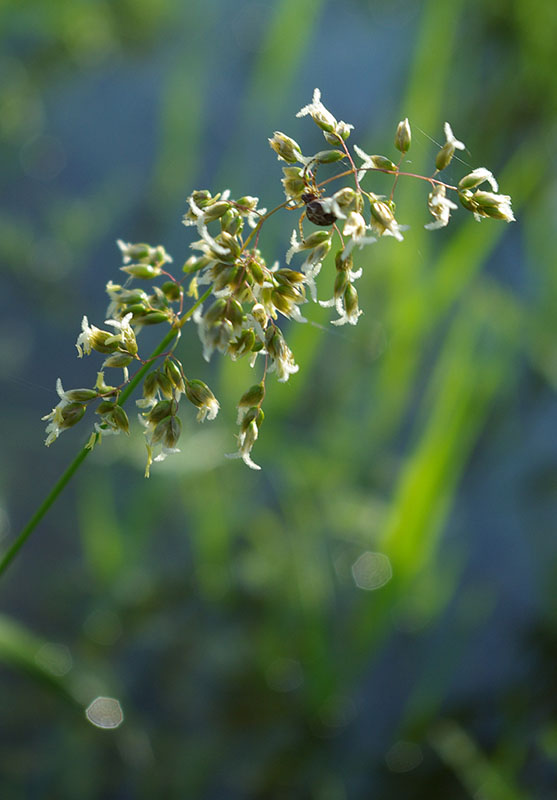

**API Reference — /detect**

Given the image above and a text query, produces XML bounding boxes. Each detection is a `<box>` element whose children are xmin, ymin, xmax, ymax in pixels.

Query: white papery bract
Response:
<box><xmin>425</xmin><ymin>184</ymin><xmax>458</xmax><ymax>230</ymax></box>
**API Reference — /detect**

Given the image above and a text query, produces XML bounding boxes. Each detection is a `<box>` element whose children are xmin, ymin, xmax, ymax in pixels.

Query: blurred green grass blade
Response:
<box><xmin>539</xmin><ymin>723</ymin><xmax>557</xmax><ymax>764</ymax></box>
<box><xmin>150</xmin><ymin>5</ymin><xmax>212</xmax><ymax>210</ymax></box>
<box><xmin>181</xmin><ymin>470</ymin><xmax>232</xmax><ymax>599</ymax></box>
<box><xmin>517</xmin><ymin>168</ymin><xmax>557</xmax><ymax>389</ymax></box>
<box><xmin>246</xmin><ymin>0</ymin><xmax>326</xmax><ymax>119</ymax></box>
<box><xmin>151</xmin><ymin>71</ymin><xmax>204</xmax><ymax>208</ymax></box>
<box><xmin>379</xmin><ymin>0</ymin><xmax>466</xmax><ymax>269</ymax></box>
<box><xmin>430</xmin><ymin>719</ymin><xmax>531</xmax><ymax>800</ymax></box>
<box><xmin>379</xmin><ymin>297</ymin><xmax>517</xmax><ymax>576</ymax></box>
<box><xmin>217</xmin><ymin>0</ymin><xmax>326</xmax><ymax>190</ymax></box>
<box><xmin>77</xmin><ymin>472</ymin><xmax>125</xmax><ymax>585</ymax></box>
<box><xmin>349</xmin><ymin>286</ymin><xmax>520</xmax><ymax>653</ymax></box>
<box><xmin>0</xmin><ymin>614</ymin><xmax>78</xmax><ymax>706</ymax></box>
<box><xmin>369</xmin><ymin>138</ymin><xmax>542</xmax><ymax>445</ymax></box>
<box><xmin>402</xmin><ymin>0</ymin><xmax>466</xmax><ymax>140</ymax></box>
<box><xmin>366</xmin><ymin>0</ymin><xmax>542</xmax><ymax>449</ymax></box>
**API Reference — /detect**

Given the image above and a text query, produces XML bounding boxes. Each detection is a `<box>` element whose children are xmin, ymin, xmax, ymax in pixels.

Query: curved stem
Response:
<box><xmin>389</xmin><ymin>155</ymin><xmax>404</xmax><ymax>203</ymax></box>
<box><xmin>0</xmin><ymin>286</ymin><xmax>213</xmax><ymax>581</ymax></box>
<box><xmin>177</xmin><ymin>286</ymin><xmax>212</xmax><ymax>329</ymax></box>
<box><xmin>334</xmin><ymin>134</ymin><xmax>362</xmax><ymax>193</ymax></box>
<box><xmin>318</xmin><ymin>167</ymin><xmax>457</xmax><ymax>192</ymax></box>
<box><xmin>241</xmin><ymin>200</ymin><xmax>290</xmax><ymax>252</ymax></box>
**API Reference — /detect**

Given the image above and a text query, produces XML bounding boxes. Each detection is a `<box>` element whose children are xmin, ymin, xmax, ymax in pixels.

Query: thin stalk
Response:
<box><xmin>241</xmin><ymin>200</ymin><xmax>290</xmax><ymax>252</ymax></box>
<box><xmin>0</xmin><ymin>287</ymin><xmax>212</xmax><ymax>580</ymax></box>
<box><xmin>0</xmin><ymin>447</ymin><xmax>91</xmax><ymax>578</ymax></box>
<box><xmin>318</xmin><ymin>166</ymin><xmax>457</xmax><ymax>192</ymax></box>
<box><xmin>389</xmin><ymin>155</ymin><xmax>404</xmax><ymax>202</ymax></box>
<box><xmin>333</xmin><ymin>133</ymin><xmax>363</xmax><ymax>193</ymax></box>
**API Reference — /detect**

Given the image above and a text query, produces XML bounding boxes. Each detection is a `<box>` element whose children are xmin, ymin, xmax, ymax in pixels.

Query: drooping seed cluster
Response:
<box><xmin>43</xmin><ymin>89</ymin><xmax>514</xmax><ymax>473</ymax></box>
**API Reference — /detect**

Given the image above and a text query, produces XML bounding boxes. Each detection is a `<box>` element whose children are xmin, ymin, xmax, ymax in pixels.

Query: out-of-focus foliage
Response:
<box><xmin>1</xmin><ymin>0</ymin><xmax>556</xmax><ymax>797</ymax></box>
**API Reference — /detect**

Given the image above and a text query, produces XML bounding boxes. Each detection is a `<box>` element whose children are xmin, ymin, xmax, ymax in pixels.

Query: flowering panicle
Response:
<box><xmin>43</xmin><ymin>89</ymin><xmax>514</xmax><ymax>473</ymax></box>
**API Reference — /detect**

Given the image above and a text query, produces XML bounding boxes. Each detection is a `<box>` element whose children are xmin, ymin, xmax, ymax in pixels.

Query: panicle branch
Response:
<box><xmin>43</xmin><ymin>89</ymin><xmax>514</xmax><ymax>474</ymax></box>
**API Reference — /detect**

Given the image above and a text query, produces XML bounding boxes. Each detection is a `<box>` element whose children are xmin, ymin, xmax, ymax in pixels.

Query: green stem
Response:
<box><xmin>0</xmin><ymin>287</ymin><xmax>212</xmax><ymax>580</ymax></box>
<box><xmin>334</xmin><ymin>133</ymin><xmax>362</xmax><ymax>193</ymax></box>
<box><xmin>0</xmin><ymin>447</ymin><xmax>91</xmax><ymax>578</ymax></box>
<box><xmin>241</xmin><ymin>200</ymin><xmax>289</xmax><ymax>252</ymax></box>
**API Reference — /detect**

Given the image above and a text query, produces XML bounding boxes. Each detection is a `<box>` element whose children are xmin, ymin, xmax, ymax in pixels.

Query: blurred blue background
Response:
<box><xmin>1</xmin><ymin>0</ymin><xmax>557</xmax><ymax>797</ymax></box>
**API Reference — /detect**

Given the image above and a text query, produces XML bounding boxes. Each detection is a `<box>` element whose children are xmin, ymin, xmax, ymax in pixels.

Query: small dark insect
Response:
<box><xmin>301</xmin><ymin>192</ymin><xmax>339</xmax><ymax>226</ymax></box>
